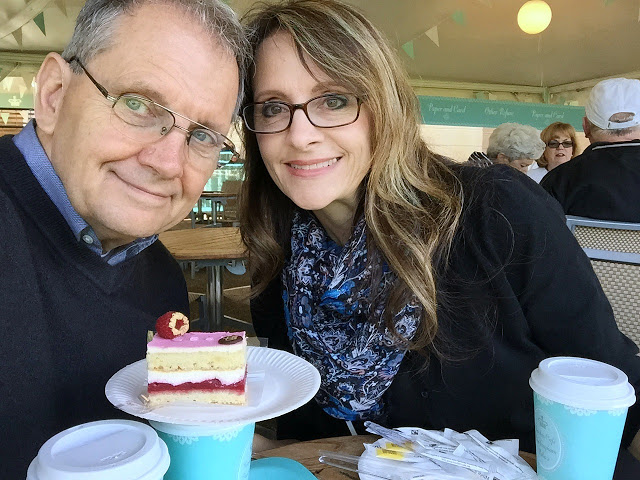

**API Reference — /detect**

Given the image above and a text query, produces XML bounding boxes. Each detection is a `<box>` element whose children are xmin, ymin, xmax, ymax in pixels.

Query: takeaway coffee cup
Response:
<box><xmin>149</xmin><ymin>421</ymin><xmax>255</xmax><ymax>480</ymax></box>
<box><xmin>529</xmin><ymin>356</ymin><xmax>636</xmax><ymax>480</ymax></box>
<box><xmin>26</xmin><ymin>419</ymin><xmax>170</xmax><ymax>480</ymax></box>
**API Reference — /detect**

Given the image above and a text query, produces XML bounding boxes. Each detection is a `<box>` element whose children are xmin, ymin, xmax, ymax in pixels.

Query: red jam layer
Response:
<box><xmin>148</xmin><ymin>378</ymin><xmax>246</xmax><ymax>394</ymax></box>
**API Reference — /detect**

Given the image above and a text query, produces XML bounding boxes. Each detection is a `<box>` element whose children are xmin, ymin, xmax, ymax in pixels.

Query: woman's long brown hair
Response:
<box><xmin>239</xmin><ymin>0</ymin><xmax>463</xmax><ymax>354</ymax></box>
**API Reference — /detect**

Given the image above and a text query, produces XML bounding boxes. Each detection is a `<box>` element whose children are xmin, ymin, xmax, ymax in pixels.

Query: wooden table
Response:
<box><xmin>158</xmin><ymin>227</ymin><xmax>246</xmax><ymax>330</ymax></box>
<box><xmin>255</xmin><ymin>435</ymin><xmax>537</xmax><ymax>479</ymax></box>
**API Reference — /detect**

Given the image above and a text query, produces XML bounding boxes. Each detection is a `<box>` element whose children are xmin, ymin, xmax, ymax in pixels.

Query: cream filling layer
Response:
<box><xmin>148</xmin><ymin>368</ymin><xmax>246</xmax><ymax>386</ymax></box>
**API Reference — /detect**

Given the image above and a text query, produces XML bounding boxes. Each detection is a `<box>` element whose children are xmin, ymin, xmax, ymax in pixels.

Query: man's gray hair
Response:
<box><xmin>62</xmin><ymin>0</ymin><xmax>249</xmax><ymax>115</ymax></box>
<box><xmin>487</xmin><ymin>122</ymin><xmax>545</xmax><ymax>161</ymax></box>
<box><xmin>587</xmin><ymin>119</ymin><xmax>640</xmax><ymax>139</ymax></box>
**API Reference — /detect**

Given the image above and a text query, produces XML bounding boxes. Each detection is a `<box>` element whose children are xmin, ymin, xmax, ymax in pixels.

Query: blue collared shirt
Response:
<box><xmin>13</xmin><ymin>120</ymin><xmax>157</xmax><ymax>265</ymax></box>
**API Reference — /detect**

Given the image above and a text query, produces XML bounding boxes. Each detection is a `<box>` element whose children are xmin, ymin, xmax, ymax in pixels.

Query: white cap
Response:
<box><xmin>26</xmin><ymin>420</ymin><xmax>170</xmax><ymax>480</ymax></box>
<box><xmin>585</xmin><ymin>77</ymin><xmax>640</xmax><ymax>130</ymax></box>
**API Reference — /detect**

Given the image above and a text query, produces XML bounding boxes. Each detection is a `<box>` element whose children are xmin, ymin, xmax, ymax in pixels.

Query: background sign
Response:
<box><xmin>419</xmin><ymin>96</ymin><xmax>585</xmax><ymax>131</ymax></box>
<box><xmin>0</xmin><ymin>93</ymin><xmax>34</xmax><ymax>109</ymax></box>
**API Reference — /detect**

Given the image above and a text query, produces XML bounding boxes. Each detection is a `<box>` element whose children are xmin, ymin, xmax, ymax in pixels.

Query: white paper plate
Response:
<box><xmin>105</xmin><ymin>346</ymin><xmax>320</xmax><ymax>426</ymax></box>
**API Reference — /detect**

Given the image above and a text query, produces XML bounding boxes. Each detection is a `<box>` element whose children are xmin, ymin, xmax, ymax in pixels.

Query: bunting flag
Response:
<box><xmin>3</xmin><ymin>77</ymin><xmax>14</xmax><ymax>92</ymax></box>
<box><xmin>451</xmin><ymin>10</ymin><xmax>466</xmax><ymax>25</ymax></box>
<box><xmin>20</xmin><ymin>111</ymin><xmax>30</xmax><ymax>123</ymax></box>
<box><xmin>21</xmin><ymin>73</ymin><xmax>34</xmax><ymax>90</ymax></box>
<box><xmin>19</xmin><ymin>85</ymin><xmax>27</xmax><ymax>98</ymax></box>
<box><xmin>33</xmin><ymin>12</ymin><xmax>46</xmax><ymax>36</ymax></box>
<box><xmin>1</xmin><ymin>113</ymin><xmax>9</xmax><ymax>125</ymax></box>
<box><xmin>12</xmin><ymin>28</ymin><xmax>23</xmax><ymax>47</ymax></box>
<box><xmin>0</xmin><ymin>0</ymin><xmax>50</xmax><ymax>43</ymax></box>
<box><xmin>54</xmin><ymin>0</ymin><xmax>67</xmax><ymax>16</ymax></box>
<box><xmin>401</xmin><ymin>40</ymin><xmax>415</xmax><ymax>59</ymax></box>
<box><xmin>425</xmin><ymin>26</ymin><xmax>440</xmax><ymax>47</ymax></box>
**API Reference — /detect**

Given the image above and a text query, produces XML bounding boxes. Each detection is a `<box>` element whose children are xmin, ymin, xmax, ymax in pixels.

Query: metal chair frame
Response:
<box><xmin>565</xmin><ymin>215</ymin><xmax>640</xmax><ymax>352</ymax></box>
<box><xmin>565</xmin><ymin>215</ymin><xmax>640</xmax><ymax>265</ymax></box>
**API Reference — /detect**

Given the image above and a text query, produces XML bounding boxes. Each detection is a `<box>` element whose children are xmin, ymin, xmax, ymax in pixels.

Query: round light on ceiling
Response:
<box><xmin>517</xmin><ymin>1</ymin><xmax>552</xmax><ymax>35</ymax></box>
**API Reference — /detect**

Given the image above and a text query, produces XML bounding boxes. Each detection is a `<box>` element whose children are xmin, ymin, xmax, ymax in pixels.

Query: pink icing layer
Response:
<box><xmin>148</xmin><ymin>331</ymin><xmax>245</xmax><ymax>349</ymax></box>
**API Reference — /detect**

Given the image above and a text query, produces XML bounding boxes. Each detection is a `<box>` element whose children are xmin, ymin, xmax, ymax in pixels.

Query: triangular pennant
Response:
<box><xmin>401</xmin><ymin>40</ymin><xmax>415</xmax><ymax>59</ymax></box>
<box><xmin>3</xmin><ymin>77</ymin><xmax>14</xmax><ymax>91</ymax></box>
<box><xmin>12</xmin><ymin>28</ymin><xmax>23</xmax><ymax>47</ymax></box>
<box><xmin>425</xmin><ymin>26</ymin><xmax>440</xmax><ymax>47</ymax></box>
<box><xmin>1</xmin><ymin>113</ymin><xmax>9</xmax><ymax>125</ymax></box>
<box><xmin>451</xmin><ymin>10</ymin><xmax>466</xmax><ymax>25</ymax></box>
<box><xmin>20</xmin><ymin>111</ymin><xmax>30</xmax><ymax>123</ymax></box>
<box><xmin>54</xmin><ymin>0</ymin><xmax>67</xmax><ymax>16</ymax></box>
<box><xmin>19</xmin><ymin>85</ymin><xmax>27</xmax><ymax>98</ymax></box>
<box><xmin>33</xmin><ymin>12</ymin><xmax>46</xmax><ymax>36</ymax></box>
<box><xmin>21</xmin><ymin>73</ymin><xmax>34</xmax><ymax>90</ymax></box>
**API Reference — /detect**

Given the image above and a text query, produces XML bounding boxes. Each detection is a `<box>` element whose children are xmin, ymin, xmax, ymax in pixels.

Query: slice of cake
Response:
<box><xmin>146</xmin><ymin>328</ymin><xmax>247</xmax><ymax>406</ymax></box>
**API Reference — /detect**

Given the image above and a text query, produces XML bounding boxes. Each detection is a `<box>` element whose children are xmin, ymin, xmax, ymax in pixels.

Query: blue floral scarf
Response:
<box><xmin>282</xmin><ymin>211</ymin><xmax>420</xmax><ymax>421</ymax></box>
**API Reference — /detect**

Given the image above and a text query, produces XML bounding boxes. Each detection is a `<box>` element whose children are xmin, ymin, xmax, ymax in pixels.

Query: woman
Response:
<box><xmin>485</xmin><ymin>123</ymin><xmax>545</xmax><ymax>173</ymax></box>
<box><xmin>528</xmin><ymin>122</ymin><xmax>578</xmax><ymax>183</ymax></box>
<box><xmin>239</xmin><ymin>0</ymin><xmax>640</xmax><ymax>452</ymax></box>
<box><xmin>468</xmin><ymin>123</ymin><xmax>545</xmax><ymax>173</ymax></box>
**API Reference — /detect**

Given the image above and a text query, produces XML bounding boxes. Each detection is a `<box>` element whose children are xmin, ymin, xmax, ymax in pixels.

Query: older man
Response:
<box><xmin>0</xmin><ymin>0</ymin><xmax>246</xmax><ymax>476</ymax></box>
<box><xmin>541</xmin><ymin>78</ymin><xmax>640</xmax><ymax>222</ymax></box>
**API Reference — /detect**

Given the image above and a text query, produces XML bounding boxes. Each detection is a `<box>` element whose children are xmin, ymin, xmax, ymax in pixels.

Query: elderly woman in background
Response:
<box><xmin>528</xmin><ymin>122</ymin><xmax>578</xmax><ymax>183</ymax></box>
<box><xmin>239</xmin><ymin>0</ymin><xmax>640</xmax><ymax>454</ymax></box>
<box><xmin>483</xmin><ymin>122</ymin><xmax>545</xmax><ymax>173</ymax></box>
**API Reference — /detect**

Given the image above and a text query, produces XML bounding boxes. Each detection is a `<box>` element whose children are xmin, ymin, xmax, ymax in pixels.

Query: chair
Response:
<box><xmin>187</xmin><ymin>291</ymin><xmax>208</xmax><ymax>327</ymax></box>
<box><xmin>219</xmin><ymin>179</ymin><xmax>242</xmax><ymax>225</ymax></box>
<box><xmin>565</xmin><ymin>216</ymin><xmax>640</xmax><ymax>348</ymax></box>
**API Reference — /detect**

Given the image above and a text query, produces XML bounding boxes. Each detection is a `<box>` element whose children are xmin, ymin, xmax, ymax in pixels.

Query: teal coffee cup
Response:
<box><xmin>27</xmin><ymin>420</ymin><xmax>169</xmax><ymax>480</ymax></box>
<box><xmin>149</xmin><ymin>421</ymin><xmax>255</xmax><ymax>480</ymax></box>
<box><xmin>529</xmin><ymin>357</ymin><xmax>636</xmax><ymax>480</ymax></box>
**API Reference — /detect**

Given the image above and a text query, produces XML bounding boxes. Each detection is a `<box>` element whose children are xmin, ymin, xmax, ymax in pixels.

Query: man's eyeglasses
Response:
<box><xmin>546</xmin><ymin>140</ymin><xmax>573</xmax><ymax>149</ymax></box>
<box><xmin>68</xmin><ymin>57</ymin><xmax>238</xmax><ymax>166</ymax></box>
<box><xmin>242</xmin><ymin>93</ymin><xmax>363</xmax><ymax>134</ymax></box>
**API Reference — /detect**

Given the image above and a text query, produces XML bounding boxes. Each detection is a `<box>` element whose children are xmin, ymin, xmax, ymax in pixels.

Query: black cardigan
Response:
<box><xmin>251</xmin><ymin>165</ymin><xmax>640</xmax><ymax>454</ymax></box>
<box><xmin>0</xmin><ymin>135</ymin><xmax>190</xmax><ymax>478</ymax></box>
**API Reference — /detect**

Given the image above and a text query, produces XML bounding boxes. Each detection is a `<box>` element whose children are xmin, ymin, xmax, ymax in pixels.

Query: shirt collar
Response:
<box><xmin>13</xmin><ymin>120</ymin><xmax>157</xmax><ymax>265</ymax></box>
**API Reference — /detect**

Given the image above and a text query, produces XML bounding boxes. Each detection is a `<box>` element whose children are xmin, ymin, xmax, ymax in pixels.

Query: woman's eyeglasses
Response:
<box><xmin>242</xmin><ymin>93</ymin><xmax>363</xmax><ymax>134</ymax></box>
<box><xmin>546</xmin><ymin>140</ymin><xmax>573</xmax><ymax>149</ymax></box>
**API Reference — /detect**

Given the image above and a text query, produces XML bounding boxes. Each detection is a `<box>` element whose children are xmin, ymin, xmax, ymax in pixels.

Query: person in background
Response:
<box><xmin>528</xmin><ymin>122</ymin><xmax>578</xmax><ymax>183</ymax></box>
<box><xmin>541</xmin><ymin>78</ymin><xmax>640</xmax><ymax>222</ymax></box>
<box><xmin>239</xmin><ymin>0</ymin><xmax>640</xmax><ymax>459</ymax></box>
<box><xmin>0</xmin><ymin>0</ymin><xmax>247</xmax><ymax>476</ymax></box>
<box><xmin>467</xmin><ymin>122</ymin><xmax>545</xmax><ymax>173</ymax></box>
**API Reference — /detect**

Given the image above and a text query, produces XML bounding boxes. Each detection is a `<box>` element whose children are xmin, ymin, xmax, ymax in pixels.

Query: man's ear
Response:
<box><xmin>582</xmin><ymin>116</ymin><xmax>591</xmax><ymax>140</ymax></box>
<box><xmin>34</xmin><ymin>53</ymin><xmax>72</xmax><ymax>135</ymax></box>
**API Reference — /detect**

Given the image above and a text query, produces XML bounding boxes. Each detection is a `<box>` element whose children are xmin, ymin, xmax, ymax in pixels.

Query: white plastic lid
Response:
<box><xmin>26</xmin><ymin>420</ymin><xmax>170</xmax><ymax>480</ymax></box>
<box><xmin>529</xmin><ymin>356</ymin><xmax>636</xmax><ymax>410</ymax></box>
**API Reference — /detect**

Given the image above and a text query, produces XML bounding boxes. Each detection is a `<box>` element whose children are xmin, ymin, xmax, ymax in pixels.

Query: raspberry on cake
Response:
<box><xmin>155</xmin><ymin>311</ymin><xmax>189</xmax><ymax>339</ymax></box>
<box><xmin>146</xmin><ymin>331</ymin><xmax>247</xmax><ymax>406</ymax></box>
